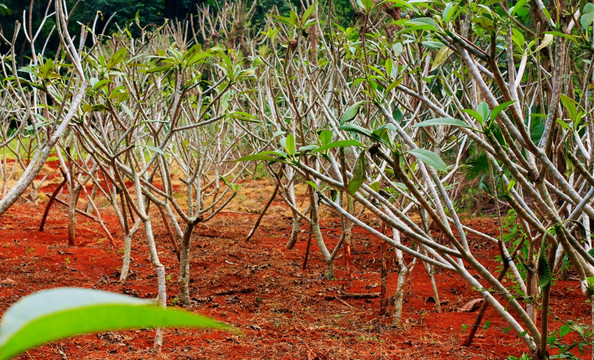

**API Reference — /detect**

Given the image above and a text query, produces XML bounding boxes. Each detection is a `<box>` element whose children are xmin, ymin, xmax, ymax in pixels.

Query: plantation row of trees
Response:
<box><xmin>1</xmin><ymin>0</ymin><xmax>594</xmax><ymax>359</ymax></box>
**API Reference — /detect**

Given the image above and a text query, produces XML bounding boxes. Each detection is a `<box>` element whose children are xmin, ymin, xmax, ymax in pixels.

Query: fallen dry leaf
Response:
<box><xmin>458</xmin><ymin>298</ymin><xmax>484</xmax><ymax>312</ymax></box>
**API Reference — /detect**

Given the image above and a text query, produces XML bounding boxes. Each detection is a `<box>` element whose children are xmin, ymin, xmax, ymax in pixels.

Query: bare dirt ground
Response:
<box><xmin>0</xmin><ymin>177</ymin><xmax>591</xmax><ymax>359</ymax></box>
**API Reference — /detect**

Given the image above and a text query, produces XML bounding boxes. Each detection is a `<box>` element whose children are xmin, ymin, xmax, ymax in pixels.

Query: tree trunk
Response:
<box><xmin>119</xmin><ymin>218</ymin><xmax>142</xmax><ymax>282</ymax></box>
<box><xmin>179</xmin><ymin>221</ymin><xmax>198</xmax><ymax>306</ymax></box>
<box><xmin>67</xmin><ymin>186</ymin><xmax>81</xmax><ymax>246</ymax></box>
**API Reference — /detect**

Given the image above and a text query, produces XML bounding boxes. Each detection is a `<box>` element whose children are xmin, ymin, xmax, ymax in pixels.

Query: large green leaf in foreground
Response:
<box><xmin>407</xmin><ymin>148</ymin><xmax>447</xmax><ymax>172</ymax></box>
<box><xmin>0</xmin><ymin>288</ymin><xmax>237</xmax><ymax>360</ymax></box>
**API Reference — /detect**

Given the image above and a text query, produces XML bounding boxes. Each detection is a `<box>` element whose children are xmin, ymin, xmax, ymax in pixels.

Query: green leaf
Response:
<box><xmin>91</xmin><ymin>79</ymin><xmax>112</xmax><ymax>91</ymax></box>
<box><xmin>302</xmin><ymin>3</ymin><xmax>316</xmax><ymax>23</ymax></box>
<box><xmin>560</xmin><ymin>95</ymin><xmax>579</xmax><ymax>123</ymax></box>
<box><xmin>270</xmin><ymin>14</ymin><xmax>294</xmax><ymax>27</ymax></box>
<box><xmin>490</xmin><ymin>101</ymin><xmax>517</xmax><ymax>121</ymax></box>
<box><xmin>559</xmin><ymin>324</ymin><xmax>572</xmax><ymax>338</ymax></box>
<box><xmin>373</xmin><ymin>123</ymin><xmax>397</xmax><ymax>136</ymax></box>
<box><xmin>289</xmin><ymin>9</ymin><xmax>298</xmax><ymax>26</ymax></box>
<box><xmin>0</xmin><ymin>4</ymin><xmax>12</xmax><ymax>15</ymax></box>
<box><xmin>312</xmin><ymin>140</ymin><xmax>365</xmax><ymax>153</ymax></box>
<box><xmin>0</xmin><ymin>288</ymin><xmax>235</xmax><ymax>360</ymax></box>
<box><xmin>369</xmin><ymin>181</ymin><xmax>381</xmax><ymax>192</ymax></box>
<box><xmin>219</xmin><ymin>175</ymin><xmax>240</xmax><ymax>192</ymax></box>
<box><xmin>384</xmin><ymin>0</ymin><xmax>414</xmax><ymax>11</ymax></box>
<box><xmin>477</xmin><ymin>102</ymin><xmax>490</xmax><ymax>123</ymax></box>
<box><xmin>431</xmin><ymin>46</ymin><xmax>454</xmax><ymax>70</ymax></box>
<box><xmin>546</xmin><ymin>335</ymin><xmax>557</xmax><ymax>345</ymax></box>
<box><xmin>348</xmin><ymin>151</ymin><xmax>367</xmax><ymax>195</ymax></box>
<box><xmin>462</xmin><ymin>109</ymin><xmax>484</xmax><ymax>124</ymax></box>
<box><xmin>298</xmin><ymin>145</ymin><xmax>318</xmax><ymax>153</ymax></box>
<box><xmin>586</xmin><ymin>277</ymin><xmax>594</xmax><ymax>292</ymax></box>
<box><xmin>281</xmin><ymin>134</ymin><xmax>296</xmax><ymax>156</ymax></box>
<box><xmin>234</xmin><ymin>154</ymin><xmax>276</xmax><ymax>162</ymax></box>
<box><xmin>39</xmin><ymin>59</ymin><xmax>54</xmax><ymax>79</ymax></box>
<box><xmin>422</xmin><ymin>41</ymin><xmax>444</xmax><ymax>50</ymax></box>
<box><xmin>556</xmin><ymin>118</ymin><xmax>571</xmax><ymax>131</ymax></box>
<box><xmin>385</xmin><ymin>58</ymin><xmax>393</xmax><ymax>79</ymax></box>
<box><xmin>319</xmin><ymin>130</ymin><xmax>333</xmax><ymax>145</ymax></box>
<box><xmin>304</xmin><ymin>180</ymin><xmax>318</xmax><ymax>190</ymax></box>
<box><xmin>330</xmin><ymin>189</ymin><xmax>338</xmax><ymax>202</ymax></box>
<box><xmin>394</xmin><ymin>182</ymin><xmax>408</xmax><ymax>191</ymax></box>
<box><xmin>82</xmin><ymin>104</ymin><xmax>109</xmax><ymax>113</ymax></box>
<box><xmin>404</xmin><ymin>17</ymin><xmax>439</xmax><ymax>31</ymax></box>
<box><xmin>109</xmin><ymin>86</ymin><xmax>129</xmax><ymax>103</ymax></box>
<box><xmin>24</xmin><ymin>121</ymin><xmax>52</xmax><ymax>132</ymax></box>
<box><xmin>340</xmin><ymin>101</ymin><xmax>366</xmax><ymax>125</ymax></box>
<box><xmin>367</xmin><ymin>65</ymin><xmax>385</xmax><ymax>78</ymax></box>
<box><xmin>107</xmin><ymin>48</ymin><xmax>127</xmax><ymax>69</ymax></box>
<box><xmin>407</xmin><ymin>148</ymin><xmax>447</xmax><ymax>172</ymax></box>
<box><xmin>356</xmin><ymin>0</ymin><xmax>374</xmax><ymax>12</ymax></box>
<box><xmin>392</xmin><ymin>42</ymin><xmax>404</xmax><ymax>56</ymax></box>
<box><xmin>272</xmin><ymin>130</ymin><xmax>286</xmax><ymax>138</ymax></box>
<box><xmin>339</xmin><ymin>123</ymin><xmax>373</xmax><ymax>138</ymax></box>
<box><xmin>413</xmin><ymin>118</ymin><xmax>471</xmax><ymax>129</ymax></box>
<box><xmin>443</xmin><ymin>2</ymin><xmax>458</xmax><ymax>23</ymax></box>
<box><xmin>386</xmin><ymin>79</ymin><xmax>403</xmax><ymax>95</ymax></box>
<box><xmin>233</xmin><ymin>151</ymin><xmax>285</xmax><ymax>162</ymax></box>
<box><xmin>509</xmin><ymin>0</ymin><xmax>527</xmax><ymax>16</ymax></box>
<box><xmin>538</xmin><ymin>254</ymin><xmax>551</xmax><ymax>289</ymax></box>
<box><xmin>475</xmin><ymin>15</ymin><xmax>495</xmax><ymax>31</ymax></box>
<box><xmin>184</xmin><ymin>46</ymin><xmax>211</xmax><ymax>66</ymax></box>
<box><xmin>393</xmin><ymin>107</ymin><xmax>404</xmax><ymax>123</ymax></box>
<box><xmin>17</xmin><ymin>67</ymin><xmax>35</xmax><ymax>76</ymax></box>
<box><xmin>228</xmin><ymin>112</ymin><xmax>259</xmax><ymax>123</ymax></box>
<box><xmin>142</xmin><ymin>145</ymin><xmax>165</xmax><ymax>156</ymax></box>
<box><xmin>511</xmin><ymin>28</ymin><xmax>525</xmax><ymax>48</ymax></box>
<box><xmin>581</xmin><ymin>3</ymin><xmax>594</xmax><ymax>28</ymax></box>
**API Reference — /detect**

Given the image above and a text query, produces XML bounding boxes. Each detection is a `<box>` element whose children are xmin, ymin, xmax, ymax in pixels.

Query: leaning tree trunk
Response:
<box><xmin>0</xmin><ymin>85</ymin><xmax>87</xmax><ymax>216</ymax></box>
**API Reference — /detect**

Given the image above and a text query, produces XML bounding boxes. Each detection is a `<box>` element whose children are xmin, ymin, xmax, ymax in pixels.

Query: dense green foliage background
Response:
<box><xmin>0</xmin><ymin>0</ymin><xmax>354</xmax><ymax>59</ymax></box>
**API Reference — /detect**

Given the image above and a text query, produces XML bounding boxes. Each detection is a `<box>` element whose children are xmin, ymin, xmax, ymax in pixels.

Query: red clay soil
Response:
<box><xmin>0</xmin><ymin>180</ymin><xmax>591</xmax><ymax>359</ymax></box>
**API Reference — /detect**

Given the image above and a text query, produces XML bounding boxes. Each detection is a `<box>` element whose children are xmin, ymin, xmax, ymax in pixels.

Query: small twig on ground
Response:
<box><xmin>324</xmin><ymin>295</ymin><xmax>355</xmax><ymax>308</ymax></box>
<box><xmin>340</xmin><ymin>292</ymin><xmax>381</xmax><ymax>299</ymax></box>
